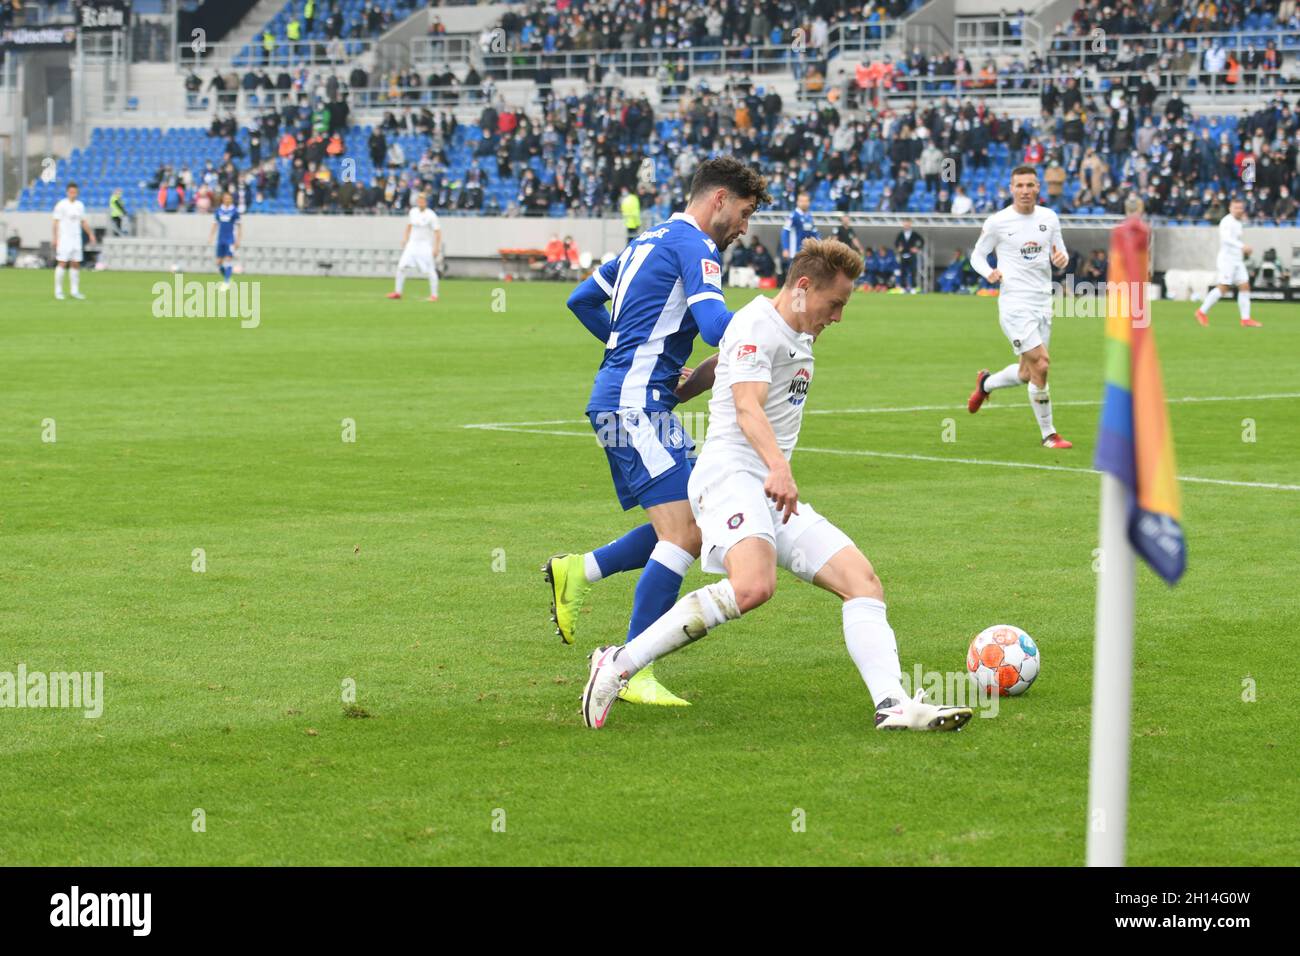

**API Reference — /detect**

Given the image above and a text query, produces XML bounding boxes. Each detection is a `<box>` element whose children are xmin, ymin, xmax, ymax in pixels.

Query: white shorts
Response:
<box><xmin>56</xmin><ymin>242</ymin><xmax>83</xmax><ymax>264</ymax></box>
<box><xmin>1217</xmin><ymin>256</ymin><xmax>1248</xmax><ymax>287</ymax></box>
<box><xmin>689</xmin><ymin>467</ymin><xmax>853</xmax><ymax>582</ymax></box>
<box><xmin>999</xmin><ymin>307</ymin><xmax>1052</xmax><ymax>355</ymax></box>
<box><xmin>398</xmin><ymin>246</ymin><xmax>435</xmax><ymax>273</ymax></box>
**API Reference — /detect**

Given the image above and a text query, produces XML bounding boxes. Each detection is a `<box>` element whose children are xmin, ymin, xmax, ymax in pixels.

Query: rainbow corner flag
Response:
<box><xmin>1094</xmin><ymin>216</ymin><xmax>1187</xmax><ymax>584</ymax></box>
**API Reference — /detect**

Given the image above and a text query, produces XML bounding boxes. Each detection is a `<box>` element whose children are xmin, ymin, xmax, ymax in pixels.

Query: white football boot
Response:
<box><xmin>875</xmin><ymin>688</ymin><xmax>973</xmax><ymax>732</ymax></box>
<box><xmin>581</xmin><ymin>645</ymin><xmax>629</xmax><ymax>729</ymax></box>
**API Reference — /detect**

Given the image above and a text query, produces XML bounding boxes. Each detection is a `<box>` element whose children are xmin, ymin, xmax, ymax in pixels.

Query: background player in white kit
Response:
<box><xmin>965</xmin><ymin>166</ymin><xmax>1073</xmax><ymax>449</ymax></box>
<box><xmin>52</xmin><ymin>182</ymin><xmax>96</xmax><ymax>301</ymax></box>
<box><xmin>386</xmin><ymin>192</ymin><xmax>441</xmax><ymax>301</ymax></box>
<box><xmin>1195</xmin><ymin>197</ymin><xmax>1262</xmax><ymax>328</ymax></box>
<box><xmin>580</xmin><ymin>239</ymin><xmax>974</xmax><ymax>733</ymax></box>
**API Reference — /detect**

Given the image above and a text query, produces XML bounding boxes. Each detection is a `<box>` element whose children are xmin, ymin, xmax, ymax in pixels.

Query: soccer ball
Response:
<box><xmin>966</xmin><ymin>624</ymin><xmax>1040</xmax><ymax>697</ymax></box>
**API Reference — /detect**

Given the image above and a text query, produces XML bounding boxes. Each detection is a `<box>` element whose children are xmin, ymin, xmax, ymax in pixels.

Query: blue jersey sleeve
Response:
<box><xmin>780</xmin><ymin>221</ymin><xmax>796</xmax><ymax>259</ymax></box>
<box><xmin>565</xmin><ymin>256</ymin><xmax>619</xmax><ymax>344</ymax></box>
<box><xmin>676</xmin><ymin>239</ymin><xmax>730</xmax><ymax>347</ymax></box>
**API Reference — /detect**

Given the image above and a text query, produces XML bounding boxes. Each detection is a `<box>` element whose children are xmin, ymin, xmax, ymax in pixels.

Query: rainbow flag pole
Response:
<box><xmin>1087</xmin><ymin>211</ymin><xmax>1187</xmax><ymax>867</ymax></box>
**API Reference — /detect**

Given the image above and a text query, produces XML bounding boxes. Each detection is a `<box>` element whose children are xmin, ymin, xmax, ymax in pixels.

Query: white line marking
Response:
<box><xmin>794</xmin><ymin>446</ymin><xmax>1300</xmax><ymax>492</ymax></box>
<box><xmin>806</xmin><ymin>392</ymin><xmax>1300</xmax><ymax>416</ymax></box>
<box><xmin>461</xmin><ymin>392</ymin><xmax>1300</xmax><ymax>493</ymax></box>
<box><xmin>462</xmin><ymin>392</ymin><xmax>1300</xmax><ymax>430</ymax></box>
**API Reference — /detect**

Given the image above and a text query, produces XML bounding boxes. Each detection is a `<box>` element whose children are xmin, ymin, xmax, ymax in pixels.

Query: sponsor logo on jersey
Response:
<box><xmin>787</xmin><ymin>367</ymin><xmax>811</xmax><ymax>406</ymax></box>
<box><xmin>701</xmin><ymin>259</ymin><xmax>722</xmax><ymax>289</ymax></box>
<box><xmin>727</xmin><ymin>512</ymin><xmax>745</xmax><ymax>530</ymax></box>
<box><xmin>1019</xmin><ymin>241</ymin><xmax>1043</xmax><ymax>261</ymax></box>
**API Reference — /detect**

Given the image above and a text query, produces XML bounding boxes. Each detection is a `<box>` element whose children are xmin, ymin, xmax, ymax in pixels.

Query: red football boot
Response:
<box><xmin>1041</xmin><ymin>433</ymin><xmax>1074</xmax><ymax>449</ymax></box>
<box><xmin>968</xmin><ymin>369</ymin><xmax>992</xmax><ymax>414</ymax></box>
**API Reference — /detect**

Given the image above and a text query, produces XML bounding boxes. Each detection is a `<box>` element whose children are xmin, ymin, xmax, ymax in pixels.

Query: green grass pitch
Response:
<box><xmin>2</xmin><ymin>268</ymin><xmax>1296</xmax><ymax>866</ymax></box>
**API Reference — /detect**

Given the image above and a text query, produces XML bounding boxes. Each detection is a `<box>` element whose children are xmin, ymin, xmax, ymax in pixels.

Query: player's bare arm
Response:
<box><xmin>733</xmin><ymin>380</ymin><xmax>798</xmax><ymax>523</ymax></box>
<box><xmin>674</xmin><ymin>353</ymin><xmax>719</xmax><ymax>403</ymax></box>
<box><xmin>433</xmin><ymin>228</ymin><xmax>442</xmax><ymax>259</ymax></box>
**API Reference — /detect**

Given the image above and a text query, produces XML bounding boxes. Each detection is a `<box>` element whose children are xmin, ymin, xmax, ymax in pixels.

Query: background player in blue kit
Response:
<box><xmin>208</xmin><ymin>192</ymin><xmax>241</xmax><ymax>289</ymax></box>
<box><xmin>543</xmin><ymin>157</ymin><xmax>770</xmax><ymax>706</ymax></box>
<box><xmin>779</xmin><ymin>191</ymin><xmax>819</xmax><ymax>283</ymax></box>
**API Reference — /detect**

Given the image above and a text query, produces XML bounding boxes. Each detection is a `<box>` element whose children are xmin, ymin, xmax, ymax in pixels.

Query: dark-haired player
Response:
<box><xmin>543</xmin><ymin>157</ymin><xmax>771</xmax><ymax>706</ymax></box>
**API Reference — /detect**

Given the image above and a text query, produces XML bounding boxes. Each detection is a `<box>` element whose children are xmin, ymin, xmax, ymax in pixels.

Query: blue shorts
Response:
<box><xmin>589</xmin><ymin>408</ymin><xmax>695</xmax><ymax>512</ymax></box>
<box><xmin>216</xmin><ymin>242</ymin><xmax>234</xmax><ymax>260</ymax></box>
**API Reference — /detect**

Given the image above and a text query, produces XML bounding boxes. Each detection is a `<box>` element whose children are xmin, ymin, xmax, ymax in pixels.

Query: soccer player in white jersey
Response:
<box><xmin>387</xmin><ymin>191</ymin><xmax>441</xmax><ymax>301</ymax></box>
<box><xmin>52</xmin><ymin>182</ymin><xmax>96</xmax><ymax>300</ymax></box>
<box><xmin>1195</xmin><ymin>197</ymin><xmax>1262</xmax><ymax>328</ymax></box>
<box><xmin>965</xmin><ymin>166</ymin><xmax>1073</xmax><ymax>449</ymax></box>
<box><xmin>580</xmin><ymin>239</ymin><xmax>974</xmax><ymax>732</ymax></box>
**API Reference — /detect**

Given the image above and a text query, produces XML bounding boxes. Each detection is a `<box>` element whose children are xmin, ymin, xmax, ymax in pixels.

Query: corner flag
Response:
<box><xmin>1086</xmin><ymin>214</ymin><xmax>1185</xmax><ymax>867</ymax></box>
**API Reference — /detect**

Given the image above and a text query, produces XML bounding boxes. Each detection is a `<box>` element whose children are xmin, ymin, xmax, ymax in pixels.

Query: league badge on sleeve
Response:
<box><xmin>736</xmin><ymin>343</ymin><xmax>758</xmax><ymax>365</ymax></box>
<box><xmin>701</xmin><ymin>259</ymin><xmax>722</xmax><ymax>289</ymax></box>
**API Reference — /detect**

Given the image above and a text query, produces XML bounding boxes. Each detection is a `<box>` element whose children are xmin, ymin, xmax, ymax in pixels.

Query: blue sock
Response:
<box><xmin>223</xmin><ymin>265</ymin><xmax>233</xmax><ymax>282</ymax></box>
<box><xmin>625</xmin><ymin>541</ymin><xmax>695</xmax><ymax>644</ymax></box>
<box><xmin>592</xmin><ymin>523</ymin><xmax>657</xmax><ymax>577</ymax></box>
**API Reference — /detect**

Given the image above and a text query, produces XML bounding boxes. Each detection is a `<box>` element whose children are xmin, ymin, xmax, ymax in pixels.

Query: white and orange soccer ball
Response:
<box><xmin>966</xmin><ymin>624</ymin><xmax>1040</xmax><ymax>697</ymax></box>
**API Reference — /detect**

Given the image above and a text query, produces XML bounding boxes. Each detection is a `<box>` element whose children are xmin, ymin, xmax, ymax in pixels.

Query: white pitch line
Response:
<box><xmin>463</xmin><ymin>392</ymin><xmax>1300</xmax><ymax>430</ymax></box>
<box><xmin>807</xmin><ymin>392</ymin><xmax>1300</xmax><ymax>416</ymax></box>
<box><xmin>466</xmin><ymin>424</ymin><xmax>1300</xmax><ymax>493</ymax></box>
<box><xmin>795</xmin><ymin>446</ymin><xmax>1300</xmax><ymax>492</ymax></box>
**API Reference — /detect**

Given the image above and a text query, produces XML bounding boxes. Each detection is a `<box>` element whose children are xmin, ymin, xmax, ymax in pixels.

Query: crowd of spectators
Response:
<box><xmin>158</xmin><ymin>74</ymin><xmax>1300</xmax><ymax>226</ymax></box>
<box><xmin>491</xmin><ymin>0</ymin><xmax>916</xmax><ymax>57</ymax></box>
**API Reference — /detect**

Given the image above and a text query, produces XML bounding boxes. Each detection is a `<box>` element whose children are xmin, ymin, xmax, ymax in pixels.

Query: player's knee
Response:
<box><xmin>844</xmin><ymin>556</ymin><xmax>884</xmax><ymax>601</ymax></box>
<box><xmin>731</xmin><ymin>571</ymin><xmax>776</xmax><ymax>613</ymax></box>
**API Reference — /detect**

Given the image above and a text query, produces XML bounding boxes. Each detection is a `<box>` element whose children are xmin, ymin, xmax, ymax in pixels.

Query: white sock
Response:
<box><xmin>55</xmin><ymin>265</ymin><xmax>65</xmax><ymax>295</ymax></box>
<box><xmin>648</xmin><ymin>540</ymin><xmax>694</xmax><ymax>576</ymax></box>
<box><xmin>619</xmin><ymin>579</ymin><xmax>740</xmax><ymax>675</ymax></box>
<box><xmin>395</xmin><ymin>271</ymin><xmax>405</xmax><ymax>294</ymax></box>
<box><xmin>70</xmin><ymin>269</ymin><xmax>80</xmax><ymax>294</ymax></box>
<box><xmin>428</xmin><ymin>269</ymin><xmax>439</xmax><ymax>297</ymax></box>
<box><xmin>583</xmin><ymin>552</ymin><xmax>603</xmax><ymax>583</ymax></box>
<box><xmin>1028</xmin><ymin>382</ymin><xmax>1055</xmax><ymax>439</ymax></box>
<box><xmin>842</xmin><ymin>597</ymin><xmax>906</xmax><ymax>706</ymax></box>
<box><xmin>984</xmin><ymin>362</ymin><xmax>1024</xmax><ymax>392</ymax></box>
<box><xmin>1237</xmin><ymin>289</ymin><xmax>1251</xmax><ymax>320</ymax></box>
<box><xmin>1199</xmin><ymin>287</ymin><xmax>1222</xmax><ymax>313</ymax></box>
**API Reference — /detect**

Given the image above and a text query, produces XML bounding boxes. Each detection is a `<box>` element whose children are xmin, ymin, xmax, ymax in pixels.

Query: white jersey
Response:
<box><xmin>970</xmin><ymin>204</ymin><xmax>1065</xmax><ymax>312</ymax></box>
<box><xmin>691</xmin><ymin>294</ymin><xmax>815</xmax><ymax>488</ymax></box>
<box><xmin>405</xmin><ymin>207</ymin><xmax>439</xmax><ymax>250</ymax></box>
<box><xmin>53</xmin><ymin>198</ymin><xmax>87</xmax><ymax>251</ymax></box>
<box><xmin>1217</xmin><ymin>214</ymin><xmax>1244</xmax><ymax>263</ymax></box>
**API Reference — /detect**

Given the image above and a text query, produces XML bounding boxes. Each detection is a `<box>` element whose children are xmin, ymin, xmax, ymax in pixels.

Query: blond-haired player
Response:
<box><xmin>966</xmin><ymin>165</ymin><xmax>1072</xmax><ymax>448</ymax></box>
<box><xmin>387</xmin><ymin>191</ymin><xmax>441</xmax><ymax>301</ymax></box>
<box><xmin>580</xmin><ymin>239</ymin><xmax>973</xmax><ymax>733</ymax></box>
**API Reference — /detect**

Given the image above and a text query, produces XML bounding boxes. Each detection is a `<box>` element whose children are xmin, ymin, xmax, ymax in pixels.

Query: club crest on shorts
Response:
<box><xmin>727</xmin><ymin>512</ymin><xmax>744</xmax><ymax>529</ymax></box>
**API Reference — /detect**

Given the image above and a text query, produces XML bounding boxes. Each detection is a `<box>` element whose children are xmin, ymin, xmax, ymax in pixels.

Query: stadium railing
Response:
<box><xmin>1043</xmin><ymin>29</ymin><xmax>1300</xmax><ymax>66</ymax></box>
<box><xmin>878</xmin><ymin>69</ymin><xmax>1300</xmax><ymax>102</ymax></box>
<box><xmin>176</xmin><ymin>39</ymin><xmax>378</xmax><ymax>70</ymax></box>
<box><xmin>183</xmin><ymin>83</ymin><xmax>554</xmax><ymax>116</ymax></box>
<box><xmin>955</xmin><ymin>15</ymin><xmax>1042</xmax><ymax>55</ymax></box>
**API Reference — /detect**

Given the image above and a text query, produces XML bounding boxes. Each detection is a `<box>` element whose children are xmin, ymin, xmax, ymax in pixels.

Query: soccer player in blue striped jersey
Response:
<box><xmin>779</xmin><ymin>192</ymin><xmax>819</xmax><ymax>280</ymax></box>
<box><xmin>543</xmin><ymin>158</ymin><xmax>771</xmax><ymax>706</ymax></box>
<box><xmin>209</xmin><ymin>193</ymin><xmax>241</xmax><ymax>290</ymax></box>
